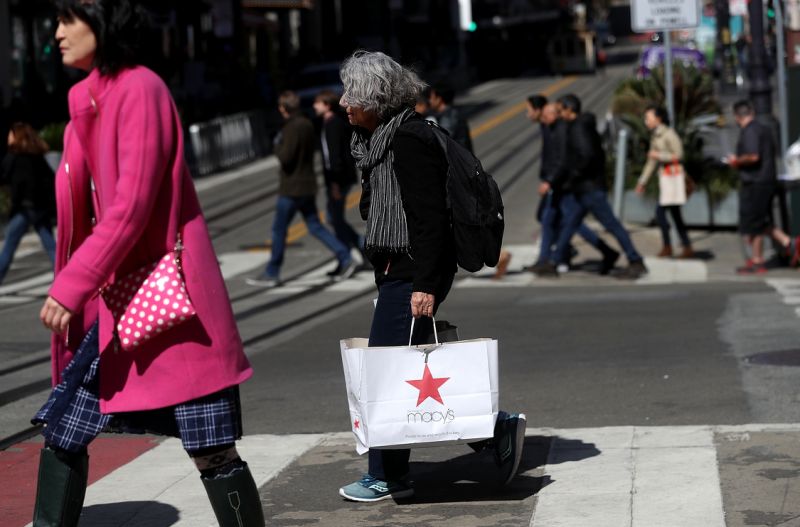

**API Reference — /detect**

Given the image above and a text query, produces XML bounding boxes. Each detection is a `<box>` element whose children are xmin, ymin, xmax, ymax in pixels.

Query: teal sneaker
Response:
<box><xmin>339</xmin><ymin>474</ymin><xmax>414</xmax><ymax>502</ymax></box>
<box><xmin>494</xmin><ymin>411</ymin><xmax>527</xmax><ymax>485</ymax></box>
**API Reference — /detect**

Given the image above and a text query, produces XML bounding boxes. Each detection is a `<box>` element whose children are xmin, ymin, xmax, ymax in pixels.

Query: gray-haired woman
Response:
<box><xmin>337</xmin><ymin>50</ymin><xmax>526</xmax><ymax>503</ymax></box>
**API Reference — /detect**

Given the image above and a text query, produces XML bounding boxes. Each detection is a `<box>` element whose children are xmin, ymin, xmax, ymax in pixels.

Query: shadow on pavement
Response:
<box><xmin>261</xmin><ymin>435</ymin><xmax>602</xmax><ymax>525</ymax></box>
<box><xmin>81</xmin><ymin>501</ymin><xmax>180</xmax><ymax>526</ymax></box>
<box><xmin>398</xmin><ymin>435</ymin><xmax>600</xmax><ymax>504</ymax></box>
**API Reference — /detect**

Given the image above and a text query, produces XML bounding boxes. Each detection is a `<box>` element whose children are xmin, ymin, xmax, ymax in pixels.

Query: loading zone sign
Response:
<box><xmin>631</xmin><ymin>0</ymin><xmax>699</xmax><ymax>32</ymax></box>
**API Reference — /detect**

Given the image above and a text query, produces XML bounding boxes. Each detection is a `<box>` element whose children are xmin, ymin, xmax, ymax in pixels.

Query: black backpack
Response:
<box><xmin>425</xmin><ymin>120</ymin><xmax>505</xmax><ymax>272</ymax></box>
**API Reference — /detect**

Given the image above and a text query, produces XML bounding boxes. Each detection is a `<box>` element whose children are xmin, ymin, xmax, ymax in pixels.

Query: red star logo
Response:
<box><xmin>406</xmin><ymin>364</ymin><xmax>450</xmax><ymax>406</ymax></box>
<box><xmin>353</xmin><ymin>418</ymin><xmax>360</xmax><ymax>429</ymax></box>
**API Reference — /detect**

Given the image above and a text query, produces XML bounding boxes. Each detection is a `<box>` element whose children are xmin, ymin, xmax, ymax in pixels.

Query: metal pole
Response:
<box><xmin>715</xmin><ymin>0</ymin><xmax>737</xmax><ymax>93</ymax></box>
<box><xmin>0</xmin><ymin>0</ymin><xmax>10</xmax><ymax>108</ymax></box>
<box><xmin>664</xmin><ymin>31</ymin><xmax>676</xmax><ymax>127</ymax></box>
<box><xmin>748</xmin><ymin>0</ymin><xmax>773</xmax><ymax>116</ymax></box>
<box><xmin>775</xmin><ymin>0</ymin><xmax>790</xmax><ymax>164</ymax></box>
<box><xmin>613</xmin><ymin>128</ymin><xmax>629</xmax><ymax>218</ymax></box>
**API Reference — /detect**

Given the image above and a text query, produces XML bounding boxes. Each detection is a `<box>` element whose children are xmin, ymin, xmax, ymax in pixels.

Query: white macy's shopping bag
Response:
<box><xmin>340</xmin><ymin>324</ymin><xmax>499</xmax><ymax>454</ymax></box>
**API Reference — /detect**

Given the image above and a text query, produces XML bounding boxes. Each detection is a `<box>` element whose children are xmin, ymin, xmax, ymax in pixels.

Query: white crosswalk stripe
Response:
<box><xmin>529</xmin><ymin>426</ymin><xmax>725</xmax><ymax>527</ymax></box>
<box><xmin>0</xmin><ymin>244</ymin><xmax>714</xmax><ymax>302</ymax></box>
<box><xmin>456</xmin><ymin>244</ymin><xmax>709</xmax><ymax>288</ymax></box>
<box><xmin>766</xmin><ymin>278</ymin><xmax>800</xmax><ymax>317</ymax></box>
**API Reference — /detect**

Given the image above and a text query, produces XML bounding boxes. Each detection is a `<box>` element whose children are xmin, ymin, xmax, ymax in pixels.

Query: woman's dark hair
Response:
<box><xmin>55</xmin><ymin>0</ymin><xmax>149</xmax><ymax>75</ymax></box>
<box><xmin>645</xmin><ymin>104</ymin><xmax>670</xmax><ymax>126</ymax></box>
<box><xmin>8</xmin><ymin>123</ymin><xmax>49</xmax><ymax>155</ymax></box>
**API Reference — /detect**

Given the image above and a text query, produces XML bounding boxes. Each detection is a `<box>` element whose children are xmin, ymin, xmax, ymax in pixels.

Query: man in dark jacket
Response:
<box><xmin>313</xmin><ymin>89</ymin><xmax>369</xmax><ymax>274</ymax></box>
<box><xmin>429</xmin><ymin>84</ymin><xmax>473</xmax><ymax>153</ymax></box>
<box><xmin>728</xmin><ymin>99</ymin><xmax>797</xmax><ymax>273</ymax></box>
<box><xmin>529</xmin><ymin>97</ymin><xmax>619</xmax><ymax>275</ymax></box>
<box><xmin>247</xmin><ymin>91</ymin><xmax>355</xmax><ymax>287</ymax></box>
<box><xmin>540</xmin><ymin>94</ymin><xmax>647</xmax><ymax>279</ymax></box>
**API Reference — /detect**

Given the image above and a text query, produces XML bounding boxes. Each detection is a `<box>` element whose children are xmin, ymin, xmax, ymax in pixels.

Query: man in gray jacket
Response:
<box><xmin>247</xmin><ymin>91</ymin><xmax>356</xmax><ymax>287</ymax></box>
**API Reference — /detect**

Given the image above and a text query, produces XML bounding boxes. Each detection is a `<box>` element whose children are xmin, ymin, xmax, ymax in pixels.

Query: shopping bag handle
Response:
<box><xmin>409</xmin><ymin>316</ymin><xmax>439</xmax><ymax>347</ymax></box>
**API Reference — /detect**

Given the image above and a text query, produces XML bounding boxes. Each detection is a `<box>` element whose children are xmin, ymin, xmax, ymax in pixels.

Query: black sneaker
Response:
<box><xmin>532</xmin><ymin>262</ymin><xmax>559</xmax><ymax>277</ymax></box>
<box><xmin>616</xmin><ymin>260</ymin><xmax>647</xmax><ymax>280</ymax></box>
<box><xmin>494</xmin><ymin>411</ymin><xmax>527</xmax><ymax>485</ymax></box>
<box><xmin>332</xmin><ymin>260</ymin><xmax>358</xmax><ymax>282</ymax></box>
<box><xmin>600</xmin><ymin>249</ymin><xmax>620</xmax><ymax>275</ymax></box>
<box><xmin>326</xmin><ymin>264</ymin><xmax>343</xmax><ymax>277</ymax></box>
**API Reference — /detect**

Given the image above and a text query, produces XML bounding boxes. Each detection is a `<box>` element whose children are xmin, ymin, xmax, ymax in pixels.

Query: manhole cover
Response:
<box><xmin>744</xmin><ymin>349</ymin><xmax>800</xmax><ymax>366</ymax></box>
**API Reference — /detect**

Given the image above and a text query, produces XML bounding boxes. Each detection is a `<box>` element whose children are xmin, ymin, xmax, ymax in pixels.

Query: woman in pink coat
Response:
<box><xmin>31</xmin><ymin>2</ymin><xmax>263</xmax><ymax>526</ymax></box>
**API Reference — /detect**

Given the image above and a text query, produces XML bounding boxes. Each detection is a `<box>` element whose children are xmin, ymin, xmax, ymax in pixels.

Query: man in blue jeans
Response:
<box><xmin>538</xmin><ymin>94</ymin><xmax>647</xmax><ymax>279</ymax></box>
<box><xmin>247</xmin><ymin>91</ymin><xmax>356</xmax><ymax>287</ymax></box>
<box><xmin>313</xmin><ymin>90</ymin><xmax>370</xmax><ymax>275</ymax></box>
<box><xmin>528</xmin><ymin>99</ymin><xmax>620</xmax><ymax>275</ymax></box>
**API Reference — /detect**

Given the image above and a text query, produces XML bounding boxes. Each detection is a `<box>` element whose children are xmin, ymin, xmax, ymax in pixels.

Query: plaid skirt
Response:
<box><xmin>32</xmin><ymin>322</ymin><xmax>243</xmax><ymax>454</ymax></box>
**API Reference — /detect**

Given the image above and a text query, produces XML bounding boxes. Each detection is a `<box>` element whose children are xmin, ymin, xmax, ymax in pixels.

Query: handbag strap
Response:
<box><xmin>87</xmin><ymin>89</ymin><xmax>185</xmax><ymax>256</ymax></box>
<box><xmin>409</xmin><ymin>316</ymin><xmax>439</xmax><ymax>347</ymax></box>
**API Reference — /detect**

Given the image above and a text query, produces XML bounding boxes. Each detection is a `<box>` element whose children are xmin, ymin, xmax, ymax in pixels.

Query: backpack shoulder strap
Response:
<box><xmin>423</xmin><ymin>119</ymin><xmax>450</xmax><ymax>153</ymax></box>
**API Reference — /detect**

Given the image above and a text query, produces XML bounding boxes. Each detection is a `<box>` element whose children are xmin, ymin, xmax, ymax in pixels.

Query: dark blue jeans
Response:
<box><xmin>326</xmin><ymin>184</ymin><xmax>363</xmax><ymax>251</ymax></box>
<box><xmin>367</xmin><ymin>279</ymin><xmax>451</xmax><ymax>481</ymax></box>
<box><xmin>0</xmin><ymin>209</ymin><xmax>56</xmax><ymax>284</ymax></box>
<box><xmin>655</xmin><ymin>205</ymin><xmax>691</xmax><ymax>247</ymax></box>
<box><xmin>537</xmin><ymin>192</ymin><xmax>606</xmax><ymax>265</ymax></box>
<box><xmin>553</xmin><ymin>190</ymin><xmax>642</xmax><ymax>265</ymax></box>
<box><xmin>266</xmin><ymin>195</ymin><xmax>351</xmax><ymax>278</ymax></box>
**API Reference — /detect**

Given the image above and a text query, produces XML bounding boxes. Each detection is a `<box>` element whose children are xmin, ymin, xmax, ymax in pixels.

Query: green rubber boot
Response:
<box><xmin>32</xmin><ymin>447</ymin><xmax>89</xmax><ymax>527</ymax></box>
<box><xmin>201</xmin><ymin>462</ymin><xmax>265</xmax><ymax>527</ymax></box>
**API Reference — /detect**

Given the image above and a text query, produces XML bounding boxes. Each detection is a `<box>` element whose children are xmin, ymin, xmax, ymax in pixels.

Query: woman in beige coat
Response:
<box><xmin>635</xmin><ymin>105</ymin><xmax>693</xmax><ymax>258</ymax></box>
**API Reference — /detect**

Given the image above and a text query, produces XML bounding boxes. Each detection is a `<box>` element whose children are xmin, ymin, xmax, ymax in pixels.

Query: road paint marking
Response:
<box><xmin>529</xmin><ymin>426</ymin><xmax>725</xmax><ymax>527</ymax></box>
<box><xmin>634</xmin><ymin>257</ymin><xmax>708</xmax><ymax>284</ymax></box>
<box><xmin>193</xmin><ymin>157</ymin><xmax>280</xmax><ymax>193</ymax></box>
<box><xmin>216</xmin><ymin>251</ymin><xmax>270</xmax><ymax>280</ymax></box>
<box><xmin>456</xmin><ymin>245</ymin><xmax>709</xmax><ymax>287</ymax></box>
<box><xmin>766</xmin><ymin>279</ymin><xmax>800</xmax><ymax>318</ymax></box>
<box><xmin>0</xmin><ymin>272</ymin><xmax>53</xmax><ymax>297</ymax></box>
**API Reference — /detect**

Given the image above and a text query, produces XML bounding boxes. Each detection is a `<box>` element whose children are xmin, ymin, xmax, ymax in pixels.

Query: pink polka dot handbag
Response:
<box><xmin>101</xmin><ymin>236</ymin><xmax>196</xmax><ymax>351</ymax></box>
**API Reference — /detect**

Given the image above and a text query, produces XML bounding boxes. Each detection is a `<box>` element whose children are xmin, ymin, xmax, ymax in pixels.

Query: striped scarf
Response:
<box><xmin>351</xmin><ymin>107</ymin><xmax>416</xmax><ymax>253</ymax></box>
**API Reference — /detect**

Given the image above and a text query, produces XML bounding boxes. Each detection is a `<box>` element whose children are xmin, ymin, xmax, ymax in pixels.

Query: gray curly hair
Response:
<box><xmin>339</xmin><ymin>50</ymin><xmax>427</xmax><ymax>119</ymax></box>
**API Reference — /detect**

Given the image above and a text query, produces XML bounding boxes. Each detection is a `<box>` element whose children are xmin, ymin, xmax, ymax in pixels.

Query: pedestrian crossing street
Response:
<box><xmin>15</xmin><ymin>423</ymin><xmax>799</xmax><ymax>527</ymax></box>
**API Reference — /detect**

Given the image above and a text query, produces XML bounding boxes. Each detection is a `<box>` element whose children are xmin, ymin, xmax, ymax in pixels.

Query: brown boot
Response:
<box><xmin>657</xmin><ymin>245</ymin><xmax>673</xmax><ymax>258</ymax></box>
<box><xmin>678</xmin><ymin>246</ymin><xmax>694</xmax><ymax>259</ymax></box>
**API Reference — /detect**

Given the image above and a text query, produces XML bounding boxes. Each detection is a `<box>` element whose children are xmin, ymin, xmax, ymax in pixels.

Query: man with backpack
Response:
<box><xmin>539</xmin><ymin>94</ymin><xmax>647</xmax><ymax>279</ymax></box>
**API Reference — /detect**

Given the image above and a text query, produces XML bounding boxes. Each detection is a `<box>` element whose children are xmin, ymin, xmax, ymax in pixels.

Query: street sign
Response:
<box><xmin>729</xmin><ymin>0</ymin><xmax>748</xmax><ymax>17</ymax></box>
<box><xmin>631</xmin><ymin>0</ymin><xmax>700</xmax><ymax>32</ymax></box>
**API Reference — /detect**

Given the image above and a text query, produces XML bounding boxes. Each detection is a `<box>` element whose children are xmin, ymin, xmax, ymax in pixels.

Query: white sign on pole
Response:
<box><xmin>631</xmin><ymin>0</ymin><xmax>700</xmax><ymax>32</ymax></box>
<box><xmin>729</xmin><ymin>0</ymin><xmax>748</xmax><ymax>17</ymax></box>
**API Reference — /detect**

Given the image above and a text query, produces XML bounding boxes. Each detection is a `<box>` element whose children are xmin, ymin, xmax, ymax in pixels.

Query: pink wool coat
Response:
<box><xmin>49</xmin><ymin>66</ymin><xmax>252</xmax><ymax>413</ymax></box>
